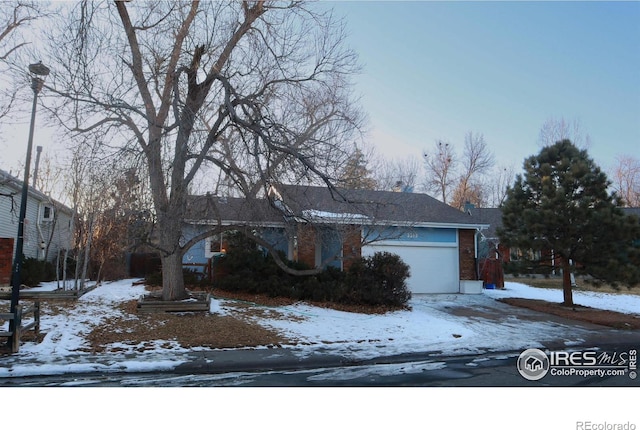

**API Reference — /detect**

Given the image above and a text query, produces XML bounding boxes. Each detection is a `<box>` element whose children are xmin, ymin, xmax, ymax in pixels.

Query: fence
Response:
<box><xmin>0</xmin><ymin>301</ymin><xmax>41</xmax><ymax>353</ymax></box>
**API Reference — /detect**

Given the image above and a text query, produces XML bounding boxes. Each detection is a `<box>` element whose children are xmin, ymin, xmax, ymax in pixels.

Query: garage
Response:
<box><xmin>362</xmin><ymin>242</ymin><xmax>460</xmax><ymax>294</ymax></box>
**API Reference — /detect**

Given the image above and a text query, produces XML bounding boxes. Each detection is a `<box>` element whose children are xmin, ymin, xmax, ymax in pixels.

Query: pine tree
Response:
<box><xmin>338</xmin><ymin>149</ymin><xmax>377</xmax><ymax>190</ymax></box>
<box><xmin>498</xmin><ymin>140</ymin><xmax>640</xmax><ymax>306</ymax></box>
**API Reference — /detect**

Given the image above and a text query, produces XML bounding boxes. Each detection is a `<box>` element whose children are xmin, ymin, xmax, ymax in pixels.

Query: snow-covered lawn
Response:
<box><xmin>484</xmin><ymin>281</ymin><xmax>640</xmax><ymax>314</ymax></box>
<box><xmin>2</xmin><ymin>278</ymin><xmax>639</xmax><ymax>378</ymax></box>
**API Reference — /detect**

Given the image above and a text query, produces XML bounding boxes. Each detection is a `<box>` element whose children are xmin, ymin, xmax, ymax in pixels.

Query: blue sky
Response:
<box><xmin>1</xmin><ymin>1</ymin><xmax>638</xmax><ymax>176</ymax></box>
<box><xmin>330</xmin><ymin>1</ymin><xmax>640</xmax><ymax>170</ymax></box>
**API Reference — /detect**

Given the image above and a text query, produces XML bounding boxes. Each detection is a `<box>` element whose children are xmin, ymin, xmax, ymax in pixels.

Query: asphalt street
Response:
<box><xmin>1</xmin><ymin>340</ymin><xmax>639</xmax><ymax>387</ymax></box>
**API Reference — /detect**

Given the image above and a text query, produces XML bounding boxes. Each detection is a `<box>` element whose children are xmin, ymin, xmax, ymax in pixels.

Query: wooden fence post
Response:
<box><xmin>11</xmin><ymin>304</ymin><xmax>22</xmax><ymax>353</ymax></box>
<box><xmin>34</xmin><ymin>301</ymin><xmax>41</xmax><ymax>336</ymax></box>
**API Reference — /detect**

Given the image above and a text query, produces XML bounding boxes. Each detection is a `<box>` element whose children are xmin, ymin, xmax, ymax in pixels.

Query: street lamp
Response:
<box><xmin>7</xmin><ymin>62</ymin><xmax>50</xmax><ymax>350</ymax></box>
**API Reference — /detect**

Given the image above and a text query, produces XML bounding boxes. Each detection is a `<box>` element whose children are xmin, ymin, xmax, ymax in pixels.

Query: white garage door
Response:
<box><xmin>362</xmin><ymin>244</ymin><xmax>459</xmax><ymax>294</ymax></box>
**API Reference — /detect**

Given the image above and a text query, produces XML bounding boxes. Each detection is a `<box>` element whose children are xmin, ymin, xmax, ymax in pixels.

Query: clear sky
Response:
<box><xmin>1</xmin><ymin>1</ymin><xmax>639</xmax><ymax>175</ymax></box>
<box><xmin>329</xmin><ymin>0</ymin><xmax>640</xmax><ymax>171</ymax></box>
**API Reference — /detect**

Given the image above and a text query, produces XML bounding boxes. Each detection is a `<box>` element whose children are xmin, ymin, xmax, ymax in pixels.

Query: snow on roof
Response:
<box><xmin>301</xmin><ymin>209</ymin><xmax>369</xmax><ymax>222</ymax></box>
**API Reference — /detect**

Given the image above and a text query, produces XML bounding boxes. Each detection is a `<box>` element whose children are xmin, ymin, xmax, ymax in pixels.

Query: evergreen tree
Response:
<box><xmin>338</xmin><ymin>148</ymin><xmax>377</xmax><ymax>190</ymax></box>
<box><xmin>498</xmin><ymin>140</ymin><xmax>640</xmax><ymax>306</ymax></box>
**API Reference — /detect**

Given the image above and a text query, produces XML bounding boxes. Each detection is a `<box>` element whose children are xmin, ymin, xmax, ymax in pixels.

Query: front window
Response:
<box><xmin>205</xmin><ymin>234</ymin><xmax>226</xmax><ymax>258</ymax></box>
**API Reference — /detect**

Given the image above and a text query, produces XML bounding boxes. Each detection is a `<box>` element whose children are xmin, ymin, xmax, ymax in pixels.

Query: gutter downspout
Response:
<box><xmin>474</xmin><ymin>228</ymin><xmax>481</xmax><ymax>280</ymax></box>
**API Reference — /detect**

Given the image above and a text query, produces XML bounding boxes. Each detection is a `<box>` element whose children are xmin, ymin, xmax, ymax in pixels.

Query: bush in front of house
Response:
<box><xmin>345</xmin><ymin>251</ymin><xmax>411</xmax><ymax>307</ymax></box>
<box><xmin>213</xmin><ymin>233</ymin><xmax>411</xmax><ymax>308</ymax></box>
<box><xmin>21</xmin><ymin>256</ymin><xmax>56</xmax><ymax>286</ymax></box>
<box><xmin>288</xmin><ymin>266</ymin><xmax>348</xmax><ymax>302</ymax></box>
<box><xmin>212</xmin><ymin>232</ymin><xmax>291</xmax><ymax>296</ymax></box>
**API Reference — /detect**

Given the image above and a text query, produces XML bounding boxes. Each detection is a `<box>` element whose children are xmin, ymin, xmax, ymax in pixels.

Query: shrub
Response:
<box><xmin>212</xmin><ymin>232</ymin><xmax>411</xmax><ymax>308</ymax></box>
<box><xmin>212</xmin><ymin>232</ymin><xmax>280</xmax><ymax>294</ymax></box>
<box><xmin>21</xmin><ymin>256</ymin><xmax>56</xmax><ymax>286</ymax></box>
<box><xmin>144</xmin><ymin>270</ymin><xmax>162</xmax><ymax>287</ymax></box>
<box><xmin>346</xmin><ymin>252</ymin><xmax>411</xmax><ymax>307</ymax></box>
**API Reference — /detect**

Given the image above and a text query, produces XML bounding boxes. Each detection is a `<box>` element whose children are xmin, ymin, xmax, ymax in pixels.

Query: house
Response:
<box><xmin>182</xmin><ymin>184</ymin><xmax>490</xmax><ymax>294</ymax></box>
<box><xmin>471</xmin><ymin>206</ymin><xmax>640</xmax><ymax>283</ymax></box>
<box><xmin>468</xmin><ymin>207</ymin><xmax>506</xmax><ymax>288</ymax></box>
<box><xmin>0</xmin><ymin>168</ymin><xmax>73</xmax><ymax>287</ymax></box>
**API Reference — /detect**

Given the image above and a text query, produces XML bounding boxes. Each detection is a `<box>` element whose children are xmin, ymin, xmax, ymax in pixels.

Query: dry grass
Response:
<box><xmin>85</xmin><ymin>299</ymin><xmax>295</xmax><ymax>353</ymax></box>
<box><xmin>500</xmin><ymin>276</ymin><xmax>640</xmax><ymax>329</ymax></box>
<box><xmin>499</xmin><ymin>298</ymin><xmax>640</xmax><ymax>330</ymax></box>
<box><xmin>83</xmin><ymin>287</ymin><xmax>400</xmax><ymax>352</ymax></box>
<box><xmin>2</xmin><ymin>286</ymin><xmax>406</xmax><ymax>354</ymax></box>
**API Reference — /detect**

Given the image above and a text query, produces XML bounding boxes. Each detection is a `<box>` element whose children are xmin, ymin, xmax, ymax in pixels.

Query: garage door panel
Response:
<box><xmin>362</xmin><ymin>244</ymin><xmax>459</xmax><ymax>294</ymax></box>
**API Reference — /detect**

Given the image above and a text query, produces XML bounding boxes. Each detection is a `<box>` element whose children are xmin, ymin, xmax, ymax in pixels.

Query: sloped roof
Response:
<box><xmin>186</xmin><ymin>185</ymin><xmax>489</xmax><ymax>229</ymax></box>
<box><xmin>185</xmin><ymin>194</ymin><xmax>283</xmax><ymax>225</ymax></box>
<box><xmin>0</xmin><ymin>168</ymin><xmax>73</xmax><ymax>215</ymax></box>
<box><xmin>468</xmin><ymin>206</ymin><xmax>640</xmax><ymax>241</ymax></box>
<box><xmin>275</xmin><ymin>184</ymin><xmax>487</xmax><ymax>228</ymax></box>
<box><xmin>622</xmin><ymin>207</ymin><xmax>640</xmax><ymax>219</ymax></box>
<box><xmin>468</xmin><ymin>207</ymin><xmax>503</xmax><ymax>239</ymax></box>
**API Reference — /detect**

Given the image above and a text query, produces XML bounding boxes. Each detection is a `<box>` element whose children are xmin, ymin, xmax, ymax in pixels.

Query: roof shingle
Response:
<box><xmin>186</xmin><ymin>185</ymin><xmax>489</xmax><ymax>229</ymax></box>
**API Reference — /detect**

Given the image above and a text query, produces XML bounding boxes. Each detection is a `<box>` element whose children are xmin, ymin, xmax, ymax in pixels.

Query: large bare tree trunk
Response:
<box><xmin>561</xmin><ymin>258</ymin><xmax>574</xmax><ymax>307</ymax></box>
<box><xmin>161</xmin><ymin>252</ymin><xmax>186</xmax><ymax>301</ymax></box>
<box><xmin>156</xmin><ymin>200</ymin><xmax>187</xmax><ymax>300</ymax></box>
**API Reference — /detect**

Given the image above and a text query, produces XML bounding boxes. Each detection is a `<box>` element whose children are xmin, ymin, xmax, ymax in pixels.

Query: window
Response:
<box><xmin>41</xmin><ymin>205</ymin><xmax>54</xmax><ymax>222</ymax></box>
<box><xmin>205</xmin><ymin>234</ymin><xmax>226</xmax><ymax>258</ymax></box>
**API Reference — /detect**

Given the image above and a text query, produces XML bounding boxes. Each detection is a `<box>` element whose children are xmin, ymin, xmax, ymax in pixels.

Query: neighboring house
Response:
<box><xmin>0</xmin><ymin>168</ymin><xmax>73</xmax><ymax>287</ymax></box>
<box><xmin>182</xmin><ymin>184</ymin><xmax>490</xmax><ymax>294</ymax></box>
<box><xmin>471</xmin><ymin>206</ymin><xmax>640</xmax><ymax>279</ymax></box>
<box><xmin>623</xmin><ymin>207</ymin><xmax>640</xmax><ymax>222</ymax></box>
<box><xmin>469</xmin><ymin>207</ymin><xmax>504</xmax><ymax>260</ymax></box>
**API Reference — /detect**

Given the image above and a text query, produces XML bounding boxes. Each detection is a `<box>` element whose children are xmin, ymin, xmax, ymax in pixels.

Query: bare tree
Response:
<box><xmin>41</xmin><ymin>1</ymin><xmax>362</xmax><ymax>300</ymax></box>
<box><xmin>423</xmin><ymin>140</ymin><xmax>456</xmax><ymax>204</ymax></box>
<box><xmin>486</xmin><ymin>163</ymin><xmax>516</xmax><ymax>207</ymax></box>
<box><xmin>611</xmin><ymin>155</ymin><xmax>640</xmax><ymax>207</ymax></box>
<box><xmin>538</xmin><ymin>117</ymin><xmax>592</xmax><ymax>150</ymax></box>
<box><xmin>450</xmin><ymin>132</ymin><xmax>494</xmax><ymax>209</ymax></box>
<box><xmin>374</xmin><ymin>155</ymin><xmax>422</xmax><ymax>192</ymax></box>
<box><xmin>0</xmin><ymin>1</ymin><xmax>50</xmax><ymax>120</ymax></box>
<box><xmin>63</xmin><ymin>139</ymin><xmax>103</xmax><ymax>291</ymax></box>
<box><xmin>88</xmin><ymin>168</ymin><xmax>149</xmax><ymax>281</ymax></box>
<box><xmin>422</xmin><ymin>133</ymin><xmax>494</xmax><ymax>208</ymax></box>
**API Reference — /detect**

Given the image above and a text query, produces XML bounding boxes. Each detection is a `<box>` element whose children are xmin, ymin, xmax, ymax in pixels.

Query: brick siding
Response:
<box><xmin>341</xmin><ymin>225</ymin><xmax>361</xmax><ymax>271</ymax></box>
<box><xmin>458</xmin><ymin>229</ymin><xmax>478</xmax><ymax>280</ymax></box>
<box><xmin>296</xmin><ymin>225</ymin><xmax>317</xmax><ymax>268</ymax></box>
<box><xmin>0</xmin><ymin>238</ymin><xmax>14</xmax><ymax>286</ymax></box>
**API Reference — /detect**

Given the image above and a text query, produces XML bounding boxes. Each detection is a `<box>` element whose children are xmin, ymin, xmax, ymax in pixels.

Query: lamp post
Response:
<box><xmin>7</xmin><ymin>62</ymin><xmax>50</xmax><ymax>350</ymax></box>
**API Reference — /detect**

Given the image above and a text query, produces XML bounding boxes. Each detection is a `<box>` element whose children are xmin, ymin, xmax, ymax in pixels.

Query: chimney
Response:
<box><xmin>33</xmin><ymin>145</ymin><xmax>43</xmax><ymax>190</ymax></box>
<box><xmin>464</xmin><ymin>201</ymin><xmax>475</xmax><ymax>215</ymax></box>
